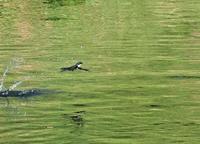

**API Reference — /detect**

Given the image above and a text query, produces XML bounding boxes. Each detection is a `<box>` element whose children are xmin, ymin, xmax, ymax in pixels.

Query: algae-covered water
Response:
<box><xmin>0</xmin><ymin>0</ymin><xmax>200</xmax><ymax>143</ymax></box>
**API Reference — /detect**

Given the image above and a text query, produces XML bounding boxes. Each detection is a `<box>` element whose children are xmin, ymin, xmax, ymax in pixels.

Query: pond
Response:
<box><xmin>0</xmin><ymin>0</ymin><xmax>199</xmax><ymax>144</ymax></box>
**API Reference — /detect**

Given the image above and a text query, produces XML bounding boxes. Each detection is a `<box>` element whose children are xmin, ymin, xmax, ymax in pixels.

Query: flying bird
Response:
<box><xmin>60</xmin><ymin>62</ymin><xmax>89</xmax><ymax>72</ymax></box>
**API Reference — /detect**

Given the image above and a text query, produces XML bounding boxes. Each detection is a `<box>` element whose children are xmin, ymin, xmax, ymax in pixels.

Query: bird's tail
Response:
<box><xmin>60</xmin><ymin>68</ymin><xmax>66</xmax><ymax>72</ymax></box>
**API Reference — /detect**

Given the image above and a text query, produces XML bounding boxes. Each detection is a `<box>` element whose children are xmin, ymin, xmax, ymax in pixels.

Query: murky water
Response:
<box><xmin>0</xmin><ymin>0</ymin><xmax>200</xmax><ymax>143</ymax></box>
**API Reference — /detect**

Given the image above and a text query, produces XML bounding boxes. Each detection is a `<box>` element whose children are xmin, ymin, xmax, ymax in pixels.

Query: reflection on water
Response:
<box><xmin>0</xmin><ymin>0</ymin><xmax>200</xmax><ymax>144</ymax></box>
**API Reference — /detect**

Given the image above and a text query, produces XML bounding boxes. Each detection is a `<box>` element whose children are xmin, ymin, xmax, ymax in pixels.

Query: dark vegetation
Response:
<box><xmin>43</xmin><ymin>0</ymin><xmax>86</xmax><ymax>7</ymax></box>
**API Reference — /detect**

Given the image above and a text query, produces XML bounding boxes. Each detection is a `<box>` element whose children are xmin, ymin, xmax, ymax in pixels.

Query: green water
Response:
<box><xmin>0</xmin><ymin>0</ymin><xmax>200</xmax><ymax>143</ymax></box>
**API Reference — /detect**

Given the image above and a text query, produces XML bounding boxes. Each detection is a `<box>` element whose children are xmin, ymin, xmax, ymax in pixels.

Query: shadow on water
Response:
<box><xmin>43</xmin><ymin>0</ymin><xmax>86</xmax><ymax>7</ymax></box>
<box><xmin>41</xmin><ymin>16</ymin><xmax>68</xmax><ymax>21</ymax></box>
<box><xmin>167</xmin><ymin>75</ymin><xmax>200</xmax><ymax>80</ymax></box>
<box><xmin>63</xmin><ymin>111</ymin><xmax>85</xmax><ymax>127</ymax></box>
<box><xmin>147</xmin><ymin>104</ymin><xmax>164</xmax><ymax>108</ymax></box>
<box><xmin>73</xmin><ymin>103</ymin><xmax>87</xmax><ymax>107</ymax></box>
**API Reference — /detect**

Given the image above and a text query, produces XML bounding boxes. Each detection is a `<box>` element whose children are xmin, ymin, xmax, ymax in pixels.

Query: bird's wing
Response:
<box><xmin>60</xmin><ymin>65</ymin><xmax>77</xmax><ymax>71</ymax></box>
<box><xmin>78</xmin><ymin>67</ymin><xmax>89</xmax><ymax>71</ymax></box>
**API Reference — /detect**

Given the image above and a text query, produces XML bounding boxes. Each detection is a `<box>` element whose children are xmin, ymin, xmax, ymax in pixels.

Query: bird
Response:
<box><xmin>60</xmin><ymin>61</ymin><xmax>89</xmax><ymax>72</ymax></box>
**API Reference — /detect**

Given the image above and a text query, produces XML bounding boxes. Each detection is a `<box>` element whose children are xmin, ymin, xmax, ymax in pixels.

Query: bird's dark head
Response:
<box><xmin>76</xmin><ymin>61</ymin><xmax>83</xmax><ymax>65</ymax></box>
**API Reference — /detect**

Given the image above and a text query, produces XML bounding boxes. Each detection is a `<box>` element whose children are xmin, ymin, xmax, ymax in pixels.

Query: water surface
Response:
<box><xmin>0</xmin><ymin>0</ymin><xmax>200</xmax><ymax>144</ymax></box>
